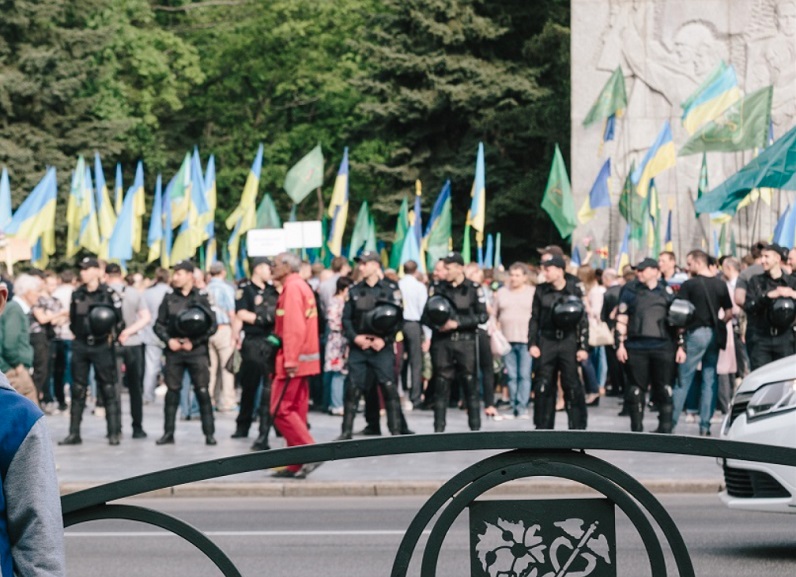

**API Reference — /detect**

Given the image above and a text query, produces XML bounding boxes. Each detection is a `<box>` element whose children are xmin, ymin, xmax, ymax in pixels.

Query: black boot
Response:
<box><xmin>60</xmin><ymin>385</ymin><xmax>85</xmax><ymax>445</ymax></box>
<box><xmin>627</xmin><ymin>386</ymin><xmax>645</xmax><ymax>432</ymax></box>
<box><xmin>251</xmin><ymin>379</ymin><xmax>273</xmax><ymax>449</ymax></box>
<box><xmin>533</xmin><ymin>379</ymin><xmax>555</xmax><ymax>430</ymax></box>
<box><xmin>464</xmin><ymin>376</ymin><xmax>481</xmax><ymax>431</ymax></box>
<box><xmin>433</xmin><ymin>378</ymin><xmax>450</xmax><ymax>432</ymax></box>
<box><xmin>196</xmin><ymin>387</ymin><xmax>216</xmax><ymax>445</ymax></box>
<box><xmin>156</xmin><ymin>390</ymin><xmax>179</xmax><ymax>445</ymax></box>
<box><xmin>382</xmin><ymin>381</ymin><xmax>402</xmax><ymax>435</ymax></box>
<box><xmin>566</xmin><ymin>386</ymin><xmax>588</xmax><ymax>430</ymax></box>
<box><xmin>231</xmin><ymin>427</ymin><xmax>249</xmax><ymax>439</ymax></box>
<box><xmin>655</xmin><ymin>400</ymin><xmax>674</xmax><ymax>434</ymax></box>
<box><xmin>337</xmin><ymin>385</ymin><xmax>360</xmax><ymax>440</ymax></box>
<box><xmin>103</xmin><ymin>384</ymin><xmax>121</xmax><ymax>445</ymax></box>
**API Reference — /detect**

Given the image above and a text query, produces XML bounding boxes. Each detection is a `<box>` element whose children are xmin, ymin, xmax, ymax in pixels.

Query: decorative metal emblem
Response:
<box><xmin>470</xmin><ymin>499</ymin><xmax>615</xmax><ymax>577</ymax></box>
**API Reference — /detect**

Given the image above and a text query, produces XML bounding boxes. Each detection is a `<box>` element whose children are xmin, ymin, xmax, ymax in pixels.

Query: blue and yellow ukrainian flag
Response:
<box><xmin>616</xmin><ymin>225</ymin><xmax>630</xmax><ymax>272</ymax></box>
<box><xmin>94</xmin><ymin>153</ymin><xmax>117</xmax><ymax>258</ymax></box>
<box><xmin>147</xmin><ymin>175</ymin><xmax>163</xmax><ymax>264</ymax></box>
<box><xmin>114</xmin><ymin>163</ymin><xmax>123</xmax><ymax>216</ymax></box>
<box><xmin>130</xmin><ymin>162</ymin><xmax>146</xmax><ymax>253</ymax></box>
<box><xmin>0</xmin><ymin>167</ymin><xmax>12</xmax><ymax>231</ymax></box>
<box><xmin>171</xmin><ymin>149</ymin><xmax>210</xmax><ymax>263</ymax></box>
<box><xmin>681</xmin><ymin>62</ymin><xmax>741</xmax><ymax>135</ymax></box>
<box><xmin>577</xmin><ymin>158</ymin><xmax>612</xmax><ymax>224</ymax></box>
<box><xmin>664</xmin><ymin>209</ymin><xmax>674</xmax><ymax>252</ymax></box>
<box><xmin>327</xmin><ymin>147</ymin><xmax>349</xmax><ymax>257</ymax></box>
<box><xmin>108</xmin><ymin>177</ymin><xmax>138</xmax><ymax>262</ymax></box>
<box><xmin>227</xmin><ymin>144</ymin><xmax>263</xmax><ymax>268</ymax></box>
<box><xmin>79</xmin><ymin>165</ymin><xmax>102</xmax><ymax>256</ymax></box>
<box><xmin>468</xmin><ymin>142</ymin><xmax>486</xmax><ymax>245</ymax></box>
<box><xmin>7</xmin><ymin>168</ymin><xmax>57</xmax><ymax>262</ymax></box>
<box><xmin>631</xmin><ymin>121</ymin><xmax>676</xmax><ymax>198</ymax></box>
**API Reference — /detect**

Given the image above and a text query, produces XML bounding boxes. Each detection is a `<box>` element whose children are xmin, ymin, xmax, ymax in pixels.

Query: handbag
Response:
<box><xmin>588</xmin><ymin>318</ymin><xmax>614</xmax><ymax>347</ymax></box>
<box><xmin>225</xmin><ymin>349</ymin><xmax>242</xmax><ymax>374</ymax></box>
<box><xmin>490</xmin><ymin>328</ymin><xmax>512</xmax><ymax>357</ymax></box>
<box><xmin>698</xmin><ymin>276</ymin><xmax>728</xmax><ymax>351</ymax></box>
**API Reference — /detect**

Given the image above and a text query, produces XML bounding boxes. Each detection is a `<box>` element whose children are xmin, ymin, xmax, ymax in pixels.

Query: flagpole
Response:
<box><xmin>686</xmin><ymin>187</ymin><xmax>709</xmax><ymax>249</ymax></box>
<box><xmin>750</xmin><ymin>197</ymin><xmax>762</xmax><ymax>246</ymax></box>
<box><xmin>316</xmin><ymin>187</ymin><xmax>324</xmax><ymax>221</ymax></box>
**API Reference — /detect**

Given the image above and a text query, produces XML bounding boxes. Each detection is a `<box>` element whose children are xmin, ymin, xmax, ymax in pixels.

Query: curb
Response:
<box><xmin>60</xmin><ymin>478</ymin><xmax>724</xmax><ymax>498</ymax></box>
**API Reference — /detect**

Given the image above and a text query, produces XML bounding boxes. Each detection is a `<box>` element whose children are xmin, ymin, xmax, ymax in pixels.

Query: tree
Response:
<box><xmin>353</xmin><ymin>0</ymin><xmax>570</xmax><ymax>260</ymax></box>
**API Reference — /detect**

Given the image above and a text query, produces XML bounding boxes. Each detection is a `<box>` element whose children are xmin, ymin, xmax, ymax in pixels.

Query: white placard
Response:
<box><xmin>283</xmin><ymin>221</ymin><xmax>323</xmax><ymax>249</ymax></box>
<box><xmin>246</xmin><ymin>229</ymin><xmax>287</xmax><ymax>257</ymax></box>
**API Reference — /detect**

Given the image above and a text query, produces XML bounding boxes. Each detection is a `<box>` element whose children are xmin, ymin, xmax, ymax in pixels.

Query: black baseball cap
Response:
<box><xmin>355</xmin><ymin>250</ymin><xmax>381</xmax><ymax>264</ymax></box>
<box><xmin>250</xmin><ymin>257</ymin><xmax>274</xmax><ymax>269</ymax></box>
<box><xmin>78</xmin><ymin>257</ymin><xmax>100</xmax><ymax>270</ymax></box>
<box><xmin>541</xmin><ymin>255</ymin><xmax>566</xmax><ymax>270</ymax></box>
<box><xmin>635</xmin><ymin>258</ymin><xmax>659</xmax><ymax>271</ymax></box>
<box><xmin>442</xmin><ymin>251</ymin><xmax>465</xmax><ymax>266</ymax></box>
<box><xmin>105</xmin><ymin>262</ymin><xmax>122</xmax><ymax>275</ymax></box>
<box><xmin>173</xmin><ymin>260</ymin><xmax>195</xmax><ymax>273</ymax></box>
<box><xmin>763</xmin><ymin>243</ymin><xmax>788</xmax><ymax>260</ymax></box>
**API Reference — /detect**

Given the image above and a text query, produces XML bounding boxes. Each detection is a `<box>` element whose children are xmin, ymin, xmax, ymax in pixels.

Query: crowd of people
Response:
<box><xmin>2</xmin><ymin>239</ymin><xmax>792</xmax><ymax>479</ymax></box>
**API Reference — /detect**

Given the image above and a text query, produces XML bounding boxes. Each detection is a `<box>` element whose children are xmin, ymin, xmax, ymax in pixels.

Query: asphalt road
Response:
<box><xmin>63</xmin><ymin>495</ymin><xmax>796</xmax><ymax>576</ymax></box>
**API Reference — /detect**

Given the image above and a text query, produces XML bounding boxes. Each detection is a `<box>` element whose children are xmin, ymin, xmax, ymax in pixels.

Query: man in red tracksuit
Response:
<box><xmin>270</xmin><ymin>251</ymin><xmax>323</xmax><ymax>479</ymax></box>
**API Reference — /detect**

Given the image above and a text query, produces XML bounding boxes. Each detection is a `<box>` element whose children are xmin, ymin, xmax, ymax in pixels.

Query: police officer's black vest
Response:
<box><xmin>72</xmin><ymin>285</ymin><xmax>118</xmax><ymax>340</ymax></box>
<box><xmin>626</xmin><ymin>282</ymin><xmax>673</xmax><ymax>341</ymax></box>
<box><xmin>350</xmin><ymin>280</ymin><xmax>399</xmax><ymax>335</ymax></box>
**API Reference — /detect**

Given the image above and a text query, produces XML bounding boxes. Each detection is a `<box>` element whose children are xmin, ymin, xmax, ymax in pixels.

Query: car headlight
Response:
<box><xmin>746</xmin><ymin>380</ymin><xmax>796</xmax><ymax>421</ymax></box>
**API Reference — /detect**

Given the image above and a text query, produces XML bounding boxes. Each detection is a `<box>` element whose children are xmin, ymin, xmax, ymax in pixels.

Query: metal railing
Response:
<box><xmin>61</xmin><ymin>432</ymin><xmax>796</xmax><ymax>577</ymax></box>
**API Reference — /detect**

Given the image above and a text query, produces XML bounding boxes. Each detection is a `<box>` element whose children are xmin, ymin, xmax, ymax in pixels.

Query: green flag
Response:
<box><xmin>349</xmin><ymin>201</ymin><xmax>371</xmax><ymax>258</ymax></box>
<box><xmin>390</xmin><ymin>197</ymin><xmax>409</xmax><ymax>269</ymax></box>
<box><xmin>583</xmin><ymin>67</ymin><xmax>627</xmax><ymax>127</ymax></box>
<box><xmin>425</xmin><ymin>196</ymin><xmax>452</xmax><ymax>268</ymax></box>
<box><xmin>618</xmin><ymin>160</ymin><xmax>645</xmax><ymax>232</ymax></box>
<box><xmin>695</xmin><ymin>123</ymin><xmax>796</xmax><ymax>215</ymax></box>
<box><xmin>697</xmin><ymin>152</ymin><xmax>708</xmax><ymax>199</ymax></box>
<box><xmin>366</xmin><ymin>214</ymin><xmax>377</xmax><ymax>252</ymax></box>
<box><xmin>679</xmin><ymin>86</ymin><xmax>773</xmax><ymax>156</ymax></box>
<box><xmin>541</xmin><ymin>144</ymin><xmax>577</xmax><ymax>239</ymax></box>
<box><xmin>255</xmin><ymin>193</ymin><xmax>282</xmax><ymax>229</ymax></box>
<box><xmin>284</xmin><ymin>144</ymin><xmax>324</xmax><ymax>205</ymax></box>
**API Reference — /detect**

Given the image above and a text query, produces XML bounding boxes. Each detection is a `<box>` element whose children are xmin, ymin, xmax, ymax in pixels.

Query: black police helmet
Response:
<box><xmin>88</xmin><ymin>305</ymin><xmax>117</xmax><ymax>337</ymax></box>
<box><xmin>552</xmin><ymin>296</ymin><xmax>584</xmax><ymax>330</ymax></box>
<box><xmin>363</xmin><ymin>302</ymin><xmax>403</xmax><ymax>337</ymax></box>
<box><xmin>667</xmin><ymin>298</ymin><xmax>696</xmax><ymax>328</ymax></box>
<box><xmin>176</xmin><ymin>306</ymin><xmax>213</xmax><ymax>338</ymax></box>
<box><xmin>424</xmin><ymin>295</ymin><xmax>455</xmax><ymax>329</ymax></box>
<box><xmin>769</xmin><ymin>298</ymin><xmax>796</xmax><ymax>329</ymax></box>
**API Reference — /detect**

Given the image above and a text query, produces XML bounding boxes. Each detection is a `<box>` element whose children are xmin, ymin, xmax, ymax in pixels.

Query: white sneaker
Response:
<box><xmin>93</xmin><ymin>407</ymin><xmax>106</xmax><ymax>417</ymax></box>
<box><xmin>684</xmin><ymin>413</ymin><xmax>696</xmax><ymax>423</ymax></box>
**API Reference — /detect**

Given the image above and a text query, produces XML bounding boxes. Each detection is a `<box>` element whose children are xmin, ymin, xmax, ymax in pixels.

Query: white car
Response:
<box><xmin>720</xmin><ymin>354</ymin><xmax>796</xmax><ymax>513</ymax></box>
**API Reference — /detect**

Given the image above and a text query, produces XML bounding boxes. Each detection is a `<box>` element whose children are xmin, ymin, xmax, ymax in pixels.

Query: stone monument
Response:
<box><xmin>571</xmin><ymin>0</ymin><xmax>795</xmax><ymax>261</ymax></box>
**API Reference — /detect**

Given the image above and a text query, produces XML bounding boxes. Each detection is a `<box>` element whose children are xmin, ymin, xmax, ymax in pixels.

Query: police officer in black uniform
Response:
<box><xmin>744</xmin><ymin>243</ymin><xmax>796</xmax><ymax>371</ymax></box>
<box><xmin>59</xmin><ymin>257</ymin><xmax>125</xmax><ymax>446</ymax></box>
<box><xmin>338</xmin><ymin>251</ymin><xmax>404</xmax><ymax>439</ymax></box>
<box><xmin>234</xmin><ymin>257</ymin><xmax>280</xmax><ymax>450</ymax></box>
<box><xmin>422</xmin><ymin>251</ymin><xmax>488</xmax><ymax>433</ymax></box>
<box><xmin>614</xmin><ymin>258</ymin><xmax>679</xmax><ymax>433</ymax></box>
<box><xmin>528</xmin><ymin>255</ymin><xmax>589</xmax><ymax>430</ymax></box>
<box><xmin>154</xmin><ymin>260</ymin><xmax>218</xmax><ymax>445</ymax></box>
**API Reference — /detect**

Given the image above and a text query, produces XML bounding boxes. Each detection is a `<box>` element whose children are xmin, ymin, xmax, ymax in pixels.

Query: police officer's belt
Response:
<box><xmin>81</xmin><ymin>334</ymin><xmax>110</xmax><ymax>346</ymax></box>
<box><xmin>438</xmin><ymin>331</ymin><xmax>475</xmax><ymax>341</ymax></box>
<box><xmin>541</xmin><ymin>329</ymin><xmax>575</xmax><ymax>340</ymax></box>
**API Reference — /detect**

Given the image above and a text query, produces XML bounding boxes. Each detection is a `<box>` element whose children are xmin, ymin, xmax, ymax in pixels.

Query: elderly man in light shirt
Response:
<box><xmin>398</xmin><ymin>260</ymin><xmax>430</xmax><ymax>409</ymax></box>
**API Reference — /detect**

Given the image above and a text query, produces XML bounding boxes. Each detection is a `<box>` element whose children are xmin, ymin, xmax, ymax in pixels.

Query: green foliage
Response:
<box><xmin>0</xmin><ymin>0</ymin><xmax>571</xmax><ymax>266</ymax></box>
<box><xmin>353</xmin><ymin>0</ymin><xmax>571</xmax><ymax>260</ymax></box>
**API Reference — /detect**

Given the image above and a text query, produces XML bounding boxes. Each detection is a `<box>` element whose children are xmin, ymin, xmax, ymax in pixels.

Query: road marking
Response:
<box><xmin>65</xmin><ymin>530</ymin><xmax>432</xmax><ymax>538</ymax></box>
